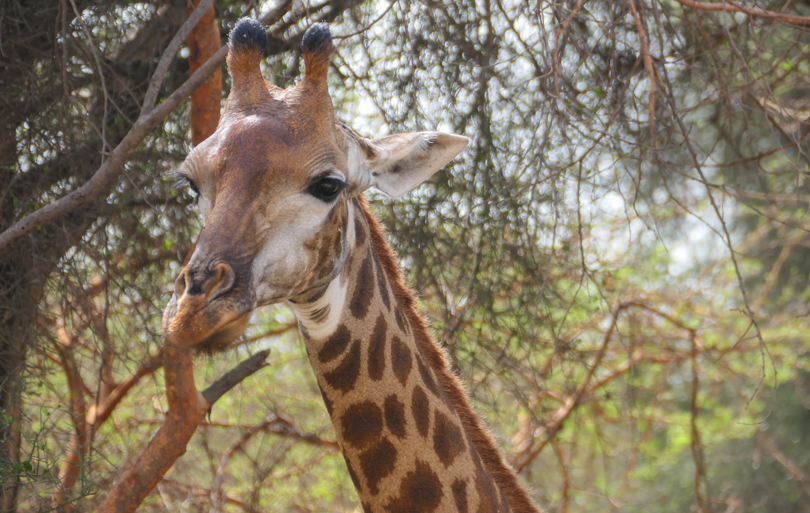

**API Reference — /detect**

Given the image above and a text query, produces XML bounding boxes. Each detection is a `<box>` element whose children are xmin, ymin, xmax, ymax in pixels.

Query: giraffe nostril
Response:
<box><xmin>174</xmin><ymin>270</ymin><xmax>188</xmax><ymax>298</ymax></box>
<box><xmin>208</xmin><ymin>262</ymin><xmax>236</xmax><ymax>300</ymax></box>
<box><xmin>174</xmin><ymin>262</ymin><xmax>236</xmax><ymax>301</ymax></box>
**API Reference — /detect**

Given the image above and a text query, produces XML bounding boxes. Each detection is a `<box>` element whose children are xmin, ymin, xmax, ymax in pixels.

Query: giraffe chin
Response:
<box><xmin>162</xmin><ymin>297</ymin><xmax>251</xmax><ymax>354</ymax></box>
<box><xmin>192</xmin><ymin>314</ymin><xmax>251</xmax><ymax>356</ymax></box>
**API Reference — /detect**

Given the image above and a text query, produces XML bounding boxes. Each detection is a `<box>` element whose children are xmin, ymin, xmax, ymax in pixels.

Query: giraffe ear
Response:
<box><xmin>365</xmin><ymin>132</ymin><xmax>469</xmax><ymax>198</ymax></box>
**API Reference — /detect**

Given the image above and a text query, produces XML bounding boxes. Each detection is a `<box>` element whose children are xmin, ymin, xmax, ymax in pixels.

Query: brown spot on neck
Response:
<box><xmin>384</xmin><ymin>459</ymin><xmax>443</xmax><ymax>513</ymax></box>
<box><xmin>323</xmin><ymin>338</ymin><xmax>361</xmax><ymax>393</ymax></box>
<box><xmin>452</xmin><ymin>479</ymin><xmax>469</xmax><ymax>513</ymax></box>
<box><xmin>339</xmin><ymin>400</ymin><xmax>383</xmax><ymax>449</ymax></box>
<box><xmin>390</xmin><ymin>336</ymin><xmax>412</xmax><ymax>386</ymax></box>
<box><xmin>433</xmin><ymin>410</ymin><xmax>467</xmax><ymax>467</ymax></box>
<box><xmin>318</xmin><ymin>324</ymin><xmax>351</xmax><ymax>363</ymax></box>
<box><xmin>383</xmin><ymin>394</ymin><xmax>407</xmax><ymax>439</ymax></box>
<box><xmin>349</xmin><ymin>252</ymin><xmax>374</xmax><ymax>319</ymax></box>
<box><xmin>411</xmin><ymin>385</ymin><xmax>430</xmax><ymax>439</ymax></box>
<box><xmin>359</xmin><ymin>438</ymin><xmax>398</xmax><ymax>495</ymax></box>
<box><xmin>368</xmin><ymin>313</ymin><xmax>387</xmax><ymax>381</ymax></box>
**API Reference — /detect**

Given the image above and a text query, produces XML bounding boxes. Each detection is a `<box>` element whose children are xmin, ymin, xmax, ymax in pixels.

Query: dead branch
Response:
<box><xmin>202</xmin><ymin>350</ymin><xmax>272</xmax><ymax>405</ymax></box>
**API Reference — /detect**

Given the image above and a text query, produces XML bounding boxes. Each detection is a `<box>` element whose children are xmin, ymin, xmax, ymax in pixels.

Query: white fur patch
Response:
<box><xmin>345</xmin><ymin>201</ymin><xmax>356</xmax><ymax>248</ymax></box>
<box><xmin>290</xmin><ymin>276</ymin><xmax>348</xmax><ymax>340</ymax></box>
<box><xmin>289</xmin><ymin>202</ymin><xmax>355</xmax><ymax>339</ymax></box>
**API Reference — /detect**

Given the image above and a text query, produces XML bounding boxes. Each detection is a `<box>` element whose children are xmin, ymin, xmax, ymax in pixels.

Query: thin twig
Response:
<box><xmin>68</xmin><ymin>0</ymin><xmax>111</xmax><ymax>162</ymax></box>
<box><xmin>333</xmin><ymin>0</ymin><xmax>397</xmax><ymax>40</ymax></box>
<box><xmin>626</xmin><ymin>0</ymin><xmax>656</xmax><ymax>158</ymax></box>
<box><xmin>673</xmin><ymin>0</ymin><xmax>810</xmax><ymax>26</ymax></box>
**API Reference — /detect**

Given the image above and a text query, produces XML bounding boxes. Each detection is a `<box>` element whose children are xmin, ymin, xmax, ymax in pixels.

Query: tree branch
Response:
<box><xmin>627</xmin><ymin>0</ymin><xmax>656</xmax><ymax>156</ymax></box>
<box><xmin>141</xmin><ymin>0</ymin><xmax>216</xmax><ymax>114</ymax></box>
<box><xmin>758</xmin><ymin>431</ymin><xmax>810</xmax><ymax>498</ymax></box>
<box><xmin>202</xmin><ymin>350</ymin><xmax>271</xmax><ymax>405</ymax></box>
<box><xmin>672</xmin><ymin>0</ymin><xmax>810</xmax><ymax>26</ymax></box>
<box><xmin>0</xmin><ymin>0</ymin><xmax>293</xmax><ymax>256</ymax></box>
<box><xmin>52</xmin><ymin>343</ymin><xmax>90</xmax><ymax>512</ymax></box>
<box><xmin>97</xmin><ymin>348</ymin><xmax>270</xmax><ymax>513</ymax></box>
<box><xmin>512</xmin><ymin>302</ymin><xmax>625</xmax><ymax>472</ymax></box>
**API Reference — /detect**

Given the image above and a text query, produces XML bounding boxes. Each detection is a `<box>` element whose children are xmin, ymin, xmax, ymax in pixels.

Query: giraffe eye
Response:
<box><xmin>175</xmin><ymin>175</ymin><xmax>200</xmax><ymax>205</ymax></box>
<box><xmin>309</xmin><ymin>176</ymin><xmax>348</xmax><ymax>202</ymax></box>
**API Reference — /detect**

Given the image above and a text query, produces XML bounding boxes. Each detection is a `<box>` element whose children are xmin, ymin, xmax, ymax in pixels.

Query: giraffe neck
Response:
<box><xmin>290</xmin><ymin>197</ymin><xmax>540</xmax><ymax>513</ymax></box>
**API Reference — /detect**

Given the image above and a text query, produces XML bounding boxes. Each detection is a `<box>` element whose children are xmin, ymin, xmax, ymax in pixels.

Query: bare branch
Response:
<box><xmin>98</xmin><ymin>348</ymin><xmax>270</xmax><ymax>513</ymax></box>
<box><xmin>202</xmin><ymin>349</ymin><xmax>270</xmax><ymax>405</ymax></box>
<box><xmin>758</xmin><ymin>431</ymin><xmax>810</xmax><ymax>498</ymax></box>
<box><xmin>141</xmin><ymin>0</ymin><xmax>216</xmax><ymax>114</ymax></box>
<box><xmin>0</xmin><ymin>0</ymin><xmax>293</xmax><ymax>256</ymax></box>
<box><xmin>673</xmin><ymin>0</ymin><xmax>810</xmax><ymax>26</ymax></box>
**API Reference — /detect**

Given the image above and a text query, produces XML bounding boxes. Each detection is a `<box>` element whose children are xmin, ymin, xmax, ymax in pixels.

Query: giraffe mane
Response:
<box><xmin>358</xmin><ymin>195</ymin><xmax>541</xmax><ymax>513</ymax></box>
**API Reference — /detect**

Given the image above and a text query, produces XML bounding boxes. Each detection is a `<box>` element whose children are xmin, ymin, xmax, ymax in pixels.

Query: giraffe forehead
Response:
<box><xmin>193</xmin><ymin>114</ymin><xmax>345</xmax><ymax>191</ymax></box>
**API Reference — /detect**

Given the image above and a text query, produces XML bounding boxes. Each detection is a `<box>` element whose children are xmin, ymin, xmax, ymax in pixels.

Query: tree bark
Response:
<box><xmin>188</xmin><ymin>0</ymin><xmax>223</xmax><ymax>146</ymax></box>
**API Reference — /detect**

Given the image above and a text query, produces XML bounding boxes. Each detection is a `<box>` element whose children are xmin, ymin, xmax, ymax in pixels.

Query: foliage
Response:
<box><xmin>1</xmin><ymin>0</ymin><xmax>809</xmax><ymax>511</ymax></box>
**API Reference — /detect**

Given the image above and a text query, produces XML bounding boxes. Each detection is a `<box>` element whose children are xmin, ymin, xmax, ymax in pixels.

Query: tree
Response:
<box><xmin>1</xmin><ymin>0</ymin><xmax>809</xmax><ymax>511</ymax></box>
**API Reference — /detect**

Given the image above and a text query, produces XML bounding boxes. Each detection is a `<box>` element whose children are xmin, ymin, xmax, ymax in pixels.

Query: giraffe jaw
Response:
<box><xmin>162</xmin><ymin>293</ymin><xmax>253</xmax><ymax>352</ymax></box>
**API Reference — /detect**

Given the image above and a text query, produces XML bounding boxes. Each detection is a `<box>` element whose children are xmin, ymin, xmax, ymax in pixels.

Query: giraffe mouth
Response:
<box><xmin>162</xmin><ymin>291</ymin><xmax>253</xmax><ymax>352</ymax></box>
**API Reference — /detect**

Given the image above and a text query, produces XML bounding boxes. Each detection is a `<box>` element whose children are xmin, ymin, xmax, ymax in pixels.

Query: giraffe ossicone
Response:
<box><xmin>162</xmin><ymin>18</ymin><xmax>542</xmax><ymax>513</ymax></box>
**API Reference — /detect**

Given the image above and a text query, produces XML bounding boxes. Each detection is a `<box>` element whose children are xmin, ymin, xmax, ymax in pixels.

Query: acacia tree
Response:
<box><xmin>2</xmin><ymin>0</ymin><xmax>810</xmax><ymax>511</ymax></box>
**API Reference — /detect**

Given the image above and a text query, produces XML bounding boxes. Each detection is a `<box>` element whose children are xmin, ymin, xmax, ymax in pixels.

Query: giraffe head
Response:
<box><xmin>162</xmin><ymin>19</ymin><xmax>468</xmax><ymax>351</ymax></box>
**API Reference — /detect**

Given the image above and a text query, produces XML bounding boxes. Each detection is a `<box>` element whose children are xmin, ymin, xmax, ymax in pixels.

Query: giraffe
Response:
<box><xmin>162</xmin><ymin>18</ymin><xmax>542</xmax><ymax>513</ymax></box>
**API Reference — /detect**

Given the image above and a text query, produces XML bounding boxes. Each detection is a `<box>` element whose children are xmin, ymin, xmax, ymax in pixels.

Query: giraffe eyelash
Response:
<box><xmin>173</xmin><ymin>172</ymin><xmax>201</xmax><ymax>205</ymax></box>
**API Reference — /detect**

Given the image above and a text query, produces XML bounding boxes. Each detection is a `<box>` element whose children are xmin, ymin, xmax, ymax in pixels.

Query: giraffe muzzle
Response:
<box><xmin>162</xmin><ymin>261</ymin><xmax>252</xmax><ymax>350</ymax></box>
